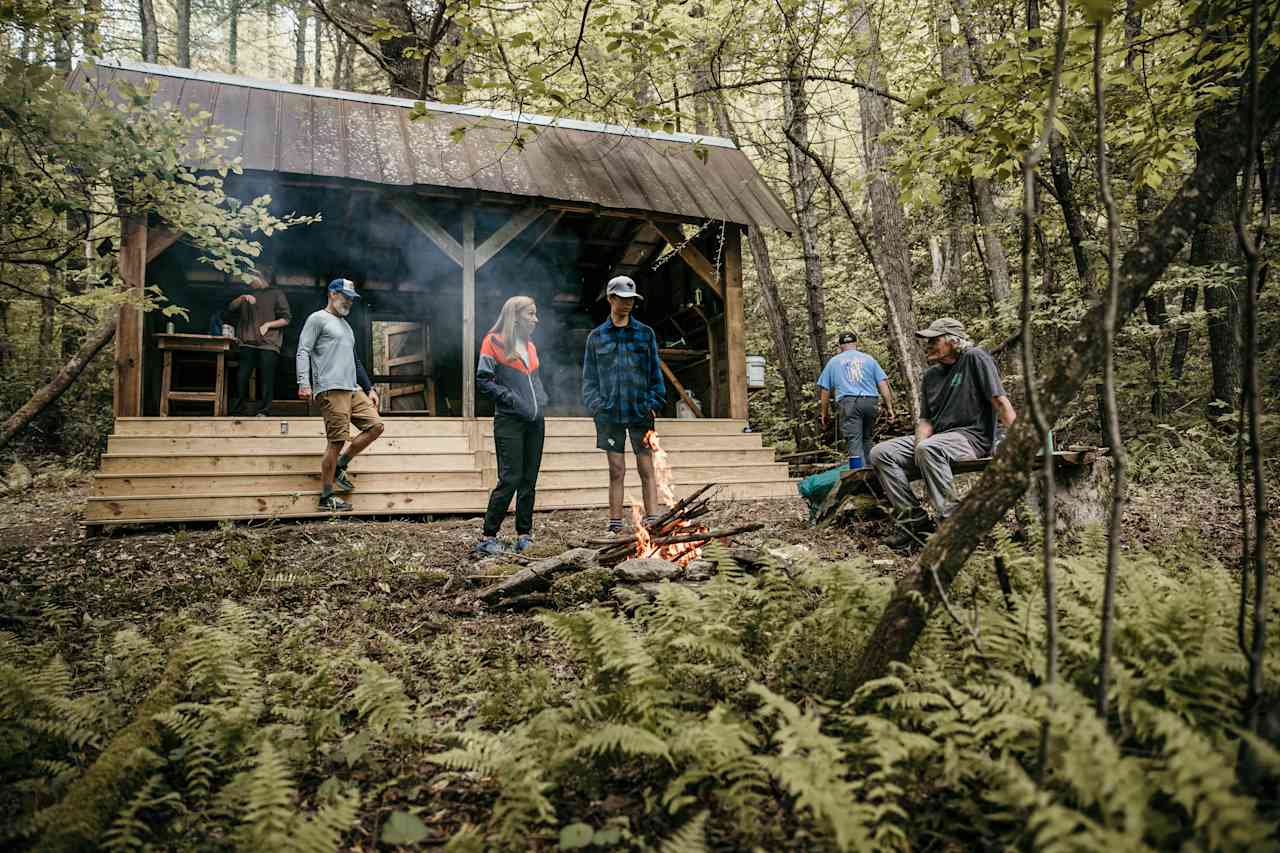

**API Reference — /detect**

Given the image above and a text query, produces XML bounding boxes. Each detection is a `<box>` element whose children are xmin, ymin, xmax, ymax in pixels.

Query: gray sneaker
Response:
<box><xmin>318</xmin><ymin>494</ymin><xmax>352</xmax><ymax>512</ymax></box>
<box><xmin>474</xmin><ymin>536</ymin><xmax>504</xmax><ymax>557</ymax></box>
<box><xmin>334</xmin><ymin>467</ymin><xmax>355</xmax><ymax>493</ymax></box>
<box><xmin>514</xmin><ymin>534</ymin><xmax>534</xmax><ymax>553</ymax></box>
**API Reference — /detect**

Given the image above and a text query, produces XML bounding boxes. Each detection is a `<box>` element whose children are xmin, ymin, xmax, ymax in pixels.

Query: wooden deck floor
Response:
<box><xmin>87</xmin><ymin>417</ymin><xmax>798</xmax><ymax>526</ymax></box>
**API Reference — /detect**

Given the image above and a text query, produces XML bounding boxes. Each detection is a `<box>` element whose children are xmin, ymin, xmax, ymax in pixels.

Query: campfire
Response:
<box><xmin>629</xmin><ymin>430</ymin><xmax>707</xmax><ymax>566</ymax></box>
<box><xmin>474</xmin><ymin>430</ymin><xmax>764</xmax><ymax>610</ymax></box>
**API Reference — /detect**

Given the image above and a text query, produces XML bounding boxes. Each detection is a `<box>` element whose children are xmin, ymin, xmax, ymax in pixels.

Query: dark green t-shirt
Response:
<box><xmin>919</xmin><ymin>347</ymin><xmax>1007</xmax><ymax>453</ymax></box>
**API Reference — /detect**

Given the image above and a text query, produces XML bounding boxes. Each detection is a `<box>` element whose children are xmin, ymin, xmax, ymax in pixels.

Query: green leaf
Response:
<box><xmin>382</xmin><ymin>810</ymin><xmax>430</xmax><ymax>845</ymax></box>
<box><xmin>559</xmin><ymin>822</ymin><xmax>594</xmax><ymax>849</ymax></box>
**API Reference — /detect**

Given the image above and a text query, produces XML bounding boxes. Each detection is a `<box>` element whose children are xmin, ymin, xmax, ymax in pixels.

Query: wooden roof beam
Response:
<box><xmin>390</xmin><ymin>197</ymin><xmax>463</xmax><ymax>267</ymax></box>
<box><xmin>649</xmin><ymin>220</ymin><xmax>723</xmax><ymax>299</ymax></box>
<box><xmin>476</xmin><ymin>206</ymin><xmax>546</xmax><ymax>269</ymax></box>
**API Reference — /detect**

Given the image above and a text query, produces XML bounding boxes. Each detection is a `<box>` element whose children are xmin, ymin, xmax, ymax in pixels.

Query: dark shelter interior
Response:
<box><xmin>146</xmin><ymin>177</ymin><xmax>735</xmax><ymax>419</ymax></box>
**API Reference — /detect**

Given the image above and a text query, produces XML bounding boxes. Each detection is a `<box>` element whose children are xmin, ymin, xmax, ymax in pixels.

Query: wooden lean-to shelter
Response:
<box><xmin>72</xmin><ymin>60</ymin><xmax>799</xmax><ymax>528</ymax></box>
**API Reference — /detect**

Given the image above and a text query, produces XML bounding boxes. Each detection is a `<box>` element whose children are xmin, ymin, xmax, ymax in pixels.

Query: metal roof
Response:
<box><xmin>72</xmin><ymin>60</ymin><xmax>796</xmax><ymax>233</ymax></box>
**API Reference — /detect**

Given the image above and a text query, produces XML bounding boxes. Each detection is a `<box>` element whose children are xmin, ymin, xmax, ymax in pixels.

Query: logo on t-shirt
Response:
<box><xmin>842</xmin><ymin>356</ymin><xmax>868</xmax><ymax>384</ymax></box>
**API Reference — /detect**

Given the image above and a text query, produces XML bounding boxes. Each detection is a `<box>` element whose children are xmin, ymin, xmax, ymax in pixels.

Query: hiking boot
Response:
<box><xmin>318</xmin><ymin>493</ymin><xmax>352</xmax><ymax>512</ymax></box>
<box><xmin>474</xmin><ymin>536</ymin><xmax>504</xmax><ymax>557</ymax></box>
<box><xmin>885</xmin><ymin>513</ymin><xmax>935</xmax><ymax>550</ymax></box>
<box><xmin>514</xmin><ymin>534</ymin><xmax>534</xmax><ymax>553</ymax></box>
<box><xmin>334</xmin><ymin>467</ymin><xmax>355</xmax><ymax>493</ymax></box>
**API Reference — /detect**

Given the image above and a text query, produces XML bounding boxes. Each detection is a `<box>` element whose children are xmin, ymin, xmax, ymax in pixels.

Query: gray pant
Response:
<box><xmin>837</xmin><ymin>395</ymin><xmax>880</xmax><ymax>461</ymax></box>
<box><xmin>869</xmin><ymin>431</ymin><xmax>980</xmax><ymax>518</ymax></box>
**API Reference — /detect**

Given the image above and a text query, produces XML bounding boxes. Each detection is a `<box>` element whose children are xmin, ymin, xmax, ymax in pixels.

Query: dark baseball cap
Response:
<box><xmin>606</xmin><ymin>275</ymin><xmax>643</xmax><ymax>299</ymax></box>
<box><xmin>327</xmin><ymin>278</ymin><xmax>360</xmax><ymax>300</ymax></box>
<box><xmin>837</xmin><ymin>331</ymin><xmax>858</xmax><ymax>345</ymax></box>
<box><xmin>916</xmin><ymin>317</ymin><xmax>966</xmax><ymax>339</ymax></box>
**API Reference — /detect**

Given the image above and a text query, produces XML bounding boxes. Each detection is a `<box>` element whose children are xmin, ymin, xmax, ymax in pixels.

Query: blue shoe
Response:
<box><xmin>514</xmin><ymin>534</ymin><xmax>534</xmax><ymax>553</ymax></box>
<box><xmin>474</xmin><ymin>536</ymin><xmax>504</xmax><ymax>557</ymax></box>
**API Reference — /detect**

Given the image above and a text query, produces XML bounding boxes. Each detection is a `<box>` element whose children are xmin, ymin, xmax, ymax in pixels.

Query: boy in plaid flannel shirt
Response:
<box><xmin>582</xmin><ymin>276</ymin><xmax>666</xmax><ymax>534</ymax></box>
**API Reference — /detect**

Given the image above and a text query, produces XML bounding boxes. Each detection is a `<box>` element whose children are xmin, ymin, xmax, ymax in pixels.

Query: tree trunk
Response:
<box><xmin>342</xmin><ymin>35</ymin><xmax>355</xmax><ymax>88</ymax></box>
<box><xmin>1048</xmin><ymin>131</ymin><xmax>1095</xmax><ymax>292</ymax></box>
<box><xmin>442</xmin><ymin>19</ymin><xmax>466</xmax><ymax>100</ymax></box>
<box><xmin>711</xmin><ymin>99</ymin><xmax>807</xmax><ymax>443</ymax></box>
<box><xmin>378</xmin><ymin>0</ymin><xmax>424</xmax><ymax>97</ymax></box>
<box><xmin>176</xmin><ymin>0</ymin><xmax>191</xmax><ymax>67</ymax></box>
<box><xmin>40</xmin><ymin>277</ymin><xmax>55</xmax><ymax>374</ymax></box>
<box><xmin>0</xmin><ymin>315</ymin><xmax>117</xmax><ymax>454</ymax></box>
<box><xmin>294</xmin><ymin>0</ymin><xmax>310</xmax><ymax>84</ymax></box>
<box><xmin>936</xmin><ymin>3</ymin><xmax>968</xmax><ymax>294</ymax></box>
<box><xmin>782</xmin><ymin>72</ymin><xmax>828</xmax><ymax>367</ymax></box>
<box><xmin>845</xmin><ymin>53</ymin><xmax>1280</xmax><ymax>689</ymax></box>
<box><xmin>314</xmin><ymin>8</ymin><xmax>324</xmax><ymax>86</ymax></box>
<box><xmin>972</xmin><ymin>177</ymin><xmax>1012</xmax><ymax>301</ymax></box>
<box><xmin>83</xmin><ymin>0</ymin><xmax>102</xmax><ymax>58</ymax></box>
<box><xmin>331</xmin><ymin>25</ymin><xmax>347</xmax><ymax>88</ymax></box>
<box><xmin>228</xmin><ymin>0</ymin><xmax>240</xmax><ymax>70</ymax></box>
<box><xmin>852</xmin><ymin>1</ymin><xmax>922</xmax><ymax>416</ymax></box>
<box><xmin>1169</xmin><ymin>285</ymin><xmax>1198</xmax><ymax>381</ymax></box>
<box><xmin>139</xmin><ymin>0</ymin><xmax>158</xmax><ymax>63</ymax></box>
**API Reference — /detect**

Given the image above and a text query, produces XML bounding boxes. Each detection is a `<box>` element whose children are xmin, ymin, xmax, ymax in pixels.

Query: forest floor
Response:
<box><xmin>0</xmin><ymin>462</ymin><xmax>1260</xmax><ymax>628</ymax></box>
<box><xmin>0</xmin><ymin>459</ymin><xmax>1268</xmax><ymax>847</ymax></box>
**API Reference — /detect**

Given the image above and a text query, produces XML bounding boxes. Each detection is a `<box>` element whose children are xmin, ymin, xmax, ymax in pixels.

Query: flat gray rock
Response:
<box><xmin>613</xmin><ymin>557</ymin><xmax>681</xmax><ymax>582</ymax></box>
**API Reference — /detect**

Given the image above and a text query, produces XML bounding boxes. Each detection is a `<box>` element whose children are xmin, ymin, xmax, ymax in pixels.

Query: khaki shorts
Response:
<box><xmin>317</xmin><ymin>389</ymin><xmax>382</xmax><ymax>444</ymax></box>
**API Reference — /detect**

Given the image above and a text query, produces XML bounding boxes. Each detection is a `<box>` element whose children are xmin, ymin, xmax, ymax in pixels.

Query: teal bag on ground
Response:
<box><xmin>797</xmin><ymin>464</ymin><xmax>847</xmax><ymax>515</ymax></box>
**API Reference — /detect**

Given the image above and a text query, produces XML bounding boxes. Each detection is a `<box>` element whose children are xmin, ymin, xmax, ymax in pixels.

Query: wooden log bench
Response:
<box><xmin>813</xmin><ymin>447</ymin><xmax>1111</xmax><ymax>531</ymax></box>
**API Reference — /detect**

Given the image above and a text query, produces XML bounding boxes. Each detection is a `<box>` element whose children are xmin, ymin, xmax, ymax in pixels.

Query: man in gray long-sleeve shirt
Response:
<box><xmin>296</xmin><ymin>278</ymin><xmax>384</xmax><ymax>512</ymax></box>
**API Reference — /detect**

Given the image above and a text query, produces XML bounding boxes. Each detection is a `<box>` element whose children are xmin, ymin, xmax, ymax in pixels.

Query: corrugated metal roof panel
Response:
<box><xmin>72</xmin><ymin>60</ymin><xmax>797</xmax><ymax>232</ymax></box>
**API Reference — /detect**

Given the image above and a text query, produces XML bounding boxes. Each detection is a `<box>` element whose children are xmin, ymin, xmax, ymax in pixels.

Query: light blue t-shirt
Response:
<box><xmin>817</xmin><ymin>349</ymin><xmax>888</xmax><ymax>400</ymax></box>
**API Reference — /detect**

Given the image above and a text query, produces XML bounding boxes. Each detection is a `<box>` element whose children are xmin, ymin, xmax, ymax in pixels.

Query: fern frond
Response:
<box><xmin>657</xmin><ymin>811</ymin><xmax>708</xmax><ymax>853</ymax></box>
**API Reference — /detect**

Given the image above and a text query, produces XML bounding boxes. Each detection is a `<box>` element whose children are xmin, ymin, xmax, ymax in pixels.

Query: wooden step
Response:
<box><xmin>85</xmin><ymin>489</ymin><xmax>489</xmax><ymax>522</ymax></box>
<box><xmin>480</xmin><ymin>418</ymin><xmax>750</xmax><ymax>437</ymax></box>
<box><xmin>106</xmin><ymin>435</ymin><xmax>472</xmax><ymax>454</ymax></box>
<box><xmin>98</xmin><ymin>452</ymin><xmax>478</xmax><ymax>476</ymax></box>
<box><xmin>482</xmin><ymin>434</ymin><xmax>764</xmax><ymax>454</ymax></box>
<box><xmin>110</xmin><ymin>417</ymin><xmax>471</xmax><ymax>437</ymax></box>
<box><xmin>523</xmin><ymin>449</ymin><xmax>779</xmax><ymax>470</ymax></box>
<box><xmin>500</xmin><ymin>466</ymin><xmax>791</xmax><ymax>489</ymax></box>
<box><xmin>92</xmin><ymin>470</ymin><xmax>484</xmax><ymax>497</ymax></box>
<box><xmin>85</xmin><ymin>480</ymin><xmax>799</xmax><ymax>524</ymax></box>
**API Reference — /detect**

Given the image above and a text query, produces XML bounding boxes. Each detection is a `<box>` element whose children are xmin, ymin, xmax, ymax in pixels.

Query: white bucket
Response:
<box><xmin>676</xmin><ymin>393</ymin><xmax>702</xmax><ymax>419</ymax></box>
<box><xmin>746</xmin><ymin>355</ymin><xmax>766</xmax><ymax>389</ymax></box>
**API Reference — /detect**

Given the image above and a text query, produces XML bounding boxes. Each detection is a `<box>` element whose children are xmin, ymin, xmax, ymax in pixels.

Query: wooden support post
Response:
<box><xmin>660</xmin><ymin>359</ymin><xmax>703</xmax><ymax>418</ymax></box>
<box><xmin>114</xmin><ymin>217</ymin><xmax>147</xmax><ymax>417</ymax></box>
<box><xmin>462</xmin><ymin>202</ymin><xmax>476</xmax><ymax>420</ymax></box>
<box><xmin>390</xmin><ymin>198</ymin><xmax>464</xmax><ymax>266</ymax></box>
<box><xmin>724</xmin><ymin>225</ymin><xmax>748</xmax><ymax>419</ymax></box>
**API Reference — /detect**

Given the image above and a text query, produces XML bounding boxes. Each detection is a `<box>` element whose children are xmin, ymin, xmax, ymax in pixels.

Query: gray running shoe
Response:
<box><xmin>474</xmin><ymin>536</ymin><xmax>504</xmax><ymax>556</ymax></box>
<box><xmin>334</xmin><ymin>468</ymin><xmax>355</xmax><ymax>493</ymax></box>
<box><xmin>318</xmin><ymin>494</ymin><xmax>352</xmax><ymax>512</ymax></box>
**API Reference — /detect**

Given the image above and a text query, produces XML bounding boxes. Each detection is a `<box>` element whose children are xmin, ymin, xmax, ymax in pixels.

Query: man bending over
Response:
<box><xmin>869</xmin><ymin>317</ymin><xmax>1016</xmax><ymax>549</ymax></box>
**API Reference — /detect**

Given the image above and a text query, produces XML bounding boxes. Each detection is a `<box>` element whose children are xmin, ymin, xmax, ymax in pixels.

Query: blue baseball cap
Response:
<box><xmin>327</xmin><ymin>278</ymin><xmax>360</xmax><ymax>300</ymax></box>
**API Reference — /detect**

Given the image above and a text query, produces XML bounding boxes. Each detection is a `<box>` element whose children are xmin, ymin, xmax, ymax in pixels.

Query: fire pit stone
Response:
<box><xmin>613</xmin><ymin>558</ymin><xmax>682</xmax><ymax>582</ymax></box>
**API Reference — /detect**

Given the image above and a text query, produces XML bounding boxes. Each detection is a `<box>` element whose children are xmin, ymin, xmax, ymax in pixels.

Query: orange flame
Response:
<box><xmin>627</xmin><ymin>430</ymin><xmax>707</xmax><ymax>567</ymax></box>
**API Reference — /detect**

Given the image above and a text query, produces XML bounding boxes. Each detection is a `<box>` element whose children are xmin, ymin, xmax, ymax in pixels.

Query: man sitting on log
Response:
<box><xmin>869</xmin><ymin>317</ymin><xmax>1017</xmax><ymax>550</ymax></box>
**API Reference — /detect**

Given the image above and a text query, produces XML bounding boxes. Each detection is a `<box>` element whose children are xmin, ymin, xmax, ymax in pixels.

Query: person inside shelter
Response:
<box><xmin>869</xmin><ymin>317</ymin><xmax>1017</xmax><ymax>550</ymax></box>
<box><xmin>226</xmin><ymin>265</ymin><xmax>291</xmax><ymax>417</ymax></box>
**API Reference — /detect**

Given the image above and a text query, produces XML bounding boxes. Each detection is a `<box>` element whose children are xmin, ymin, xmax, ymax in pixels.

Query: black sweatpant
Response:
<box><xmin>483</xmin><ymin>415</ymin><xmax>545</xmax><ymax>536</ymax></box>
<box><xmin>234</xmin><ymin>346</ymin><xmax>278</xmax><ymax>415</ymax></box>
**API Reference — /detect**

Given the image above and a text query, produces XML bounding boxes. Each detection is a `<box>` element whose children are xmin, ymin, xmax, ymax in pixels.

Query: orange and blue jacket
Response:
<box><xmin>477</xmin><ymin>333</ymin><xmax>548</xmax><ymax>421</ymax></box>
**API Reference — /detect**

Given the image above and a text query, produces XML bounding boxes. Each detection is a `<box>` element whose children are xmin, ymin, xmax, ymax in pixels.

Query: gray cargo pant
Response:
<box><xmin>868</xmin><ymin>431</ymin><xmax>979</xmax><ymax>519</ymax></box>
<box><xmin>837</xmin><ymin>395</ymin><xmax>880</xmax><ymax>461</ymax></box>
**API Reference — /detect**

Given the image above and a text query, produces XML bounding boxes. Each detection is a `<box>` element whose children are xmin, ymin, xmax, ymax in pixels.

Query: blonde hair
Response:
<box><xmin>488</xmin><ymin>295</ymin><xmax>535</xmax><ymax>354</ymax></box>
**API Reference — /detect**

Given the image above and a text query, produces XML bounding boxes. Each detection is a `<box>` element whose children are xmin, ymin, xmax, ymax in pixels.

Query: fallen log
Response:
<box><xmin>476</xmin><ymin>548</ymin><xmax>599</xmax><ymax>604</ymax></box>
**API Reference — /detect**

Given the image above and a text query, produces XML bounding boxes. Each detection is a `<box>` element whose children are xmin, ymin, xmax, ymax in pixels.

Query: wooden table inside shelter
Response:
<box><xmin>155</xmin><ymin>333</ymin><xmax>237</xmax><ymax>416</ymax></box>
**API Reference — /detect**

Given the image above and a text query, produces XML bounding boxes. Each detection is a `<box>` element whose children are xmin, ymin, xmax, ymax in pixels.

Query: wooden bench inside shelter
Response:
<box><xmin>813</xmin><ymin>447</ymin><xmax>1112</xmax><ymax>530</ymax></box>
